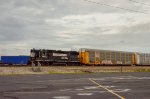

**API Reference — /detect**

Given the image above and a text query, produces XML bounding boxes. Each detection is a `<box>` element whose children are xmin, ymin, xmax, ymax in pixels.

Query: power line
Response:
<box><xmin>83</xmin><ymin>0</ymin><xmax>149</xmax><ymax>15</ymax></box>
<box><xmin>128</xmin><ymin>0</ymin><xmax>150</xmax><ymax>7</ymax></box>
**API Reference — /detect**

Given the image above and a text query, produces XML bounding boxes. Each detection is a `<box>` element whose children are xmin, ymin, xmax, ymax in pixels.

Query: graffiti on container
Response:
<box><xmin>102</xmin><ymin>60</ymin><xmax>112</xmax><ymax>64</ymax></box>
<box><xmin>117</xmin><ymin>61</ymin><xmax>122</xmax><ymax>64</ymax></box>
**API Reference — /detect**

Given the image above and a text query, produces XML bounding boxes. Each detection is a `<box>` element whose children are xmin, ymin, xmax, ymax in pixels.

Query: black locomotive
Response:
<box><xmin>30</xmin><ymin>49</ymin><xmax>80</xmax><ymax>66</ymax></box>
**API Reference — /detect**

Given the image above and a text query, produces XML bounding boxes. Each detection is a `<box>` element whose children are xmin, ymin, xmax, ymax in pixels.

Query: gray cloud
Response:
<box><xmin>0</xmin><ymin>0</ymin><xmax>150</xmax><ymax>55</ymax></box>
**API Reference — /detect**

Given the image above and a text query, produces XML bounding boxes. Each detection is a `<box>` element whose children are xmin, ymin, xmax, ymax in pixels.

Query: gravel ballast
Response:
<box><xmin>0</xmin><ymin>66</ymin><xmax>150</xmax><ymax>75</ymax></box>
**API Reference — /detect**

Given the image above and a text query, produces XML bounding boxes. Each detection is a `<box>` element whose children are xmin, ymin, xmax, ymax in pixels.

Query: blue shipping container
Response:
<box><xmin>1</xmin><ymin>56</ymin><xmax>30</xmax><ymax>65</ymax></box>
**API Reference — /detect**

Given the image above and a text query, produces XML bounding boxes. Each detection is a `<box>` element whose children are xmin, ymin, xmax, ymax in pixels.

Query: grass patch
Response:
<box><xmin>134</xmin><ymin>69</ymin><xmax>150</xmax><ymax>72</ymax></box>
<box><xmin>0</xmin><ymin>74</ymin><xmax>19</xmax><ymax>76</ymax></box>
<box><xmin>47</xmin><ymin>71</ymin><xmax>93</xmax><ymax>74</ymax></box>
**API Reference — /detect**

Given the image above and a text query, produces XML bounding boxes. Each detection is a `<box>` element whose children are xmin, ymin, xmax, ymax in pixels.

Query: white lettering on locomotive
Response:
<box><xmin>53</xmin><ymin>53</ymin><xmax>67</xmax><ymax>57</ymax></box>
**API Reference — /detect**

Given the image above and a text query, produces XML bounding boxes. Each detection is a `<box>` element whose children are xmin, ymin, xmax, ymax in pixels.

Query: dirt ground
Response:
<box><xmin>0</xmin><ymin>66</ymin><xmax>150</xmax><ymax>75</ymax></box>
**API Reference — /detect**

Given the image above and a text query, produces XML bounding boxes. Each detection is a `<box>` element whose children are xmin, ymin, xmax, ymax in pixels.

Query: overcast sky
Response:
<box><xmin>0</xmin><ymin>0</ymin><xmax>150</xmax><ymax>55</ymax></box>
